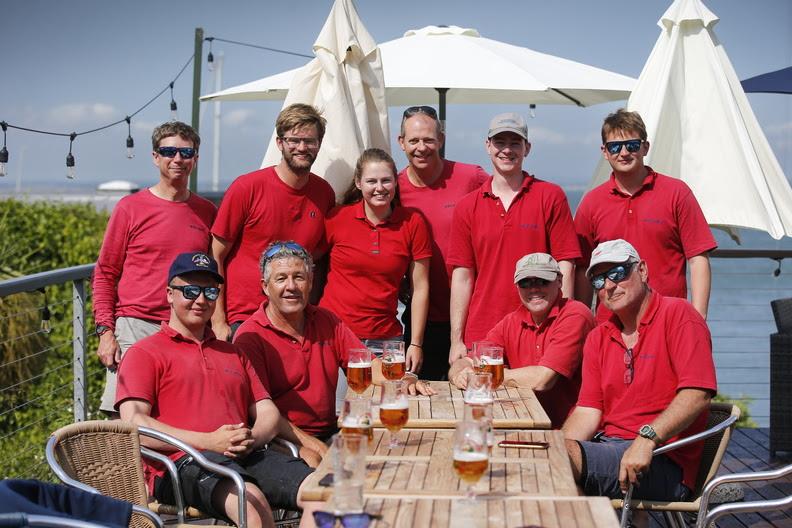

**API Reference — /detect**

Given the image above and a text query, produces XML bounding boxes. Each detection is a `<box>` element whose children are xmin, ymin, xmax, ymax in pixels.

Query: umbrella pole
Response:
<box><xmin>436</xmin><ymin>88</ymin><xmax>448</xmax><ymax>158</ymax></box>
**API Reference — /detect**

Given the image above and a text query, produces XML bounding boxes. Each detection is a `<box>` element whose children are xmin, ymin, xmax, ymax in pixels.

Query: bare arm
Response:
<box><xmin>210</xmin><ymin>234</ymin><xmax>233</xmax><ymax>341</ymax></box>
<box><xmin>503</xmin><ymin>365</ymin><xmax>560</xmax><ymax>392</ymax></box>
<box><xmin>561</xmin><ymin>405</ymin><xmax>602</xmax><ymax>442</ymax></box>
<box><xmin>688</xmin><ymin>253</ymin><xmax>712</xmax><ymax>320</ymax></box>
<box><xmin>574</xmin><ymin>265</ymin><xmax>594</xmax><ymax>309</ymax></box>
<box><xmin>248</xmin><ymin>399</ymin><xmax>281</xmax><ymax>451</ymax></box>
<box><xmin>407</xmin><ymin>258</ymin><xmax>430</xmax><ymax>374</ymax></box>
<box><xmin>449</xmin><ymin>267</ymin><xmax>474</xmax><ymax>364</ymax></box>
<box><xmin>558</xmin><ymin>259</ymin><xmax>575</xmax><ymax>299</ymax></box>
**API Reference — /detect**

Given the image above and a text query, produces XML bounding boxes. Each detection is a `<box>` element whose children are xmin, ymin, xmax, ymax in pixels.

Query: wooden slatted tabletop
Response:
<box><xmin>299</xmin><ymin>429</ymin><xmax>578</xmax><ymax>502</ymax></box>
<box><xmin>346</xmin><ymin>381</ymin><xmax>551</xmax><ymax>430</ymax></box>
<box><xmin>361</xmin><ymin>495</ymin><xmax>619</xmax><ymax>528</ymax></box>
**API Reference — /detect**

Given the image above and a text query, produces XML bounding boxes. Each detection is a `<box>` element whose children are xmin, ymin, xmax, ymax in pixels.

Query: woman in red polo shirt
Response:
<box><xmin>320</xmin><ymin>148</ymin><xmax>432</xmax><ymax>374</ymax></box>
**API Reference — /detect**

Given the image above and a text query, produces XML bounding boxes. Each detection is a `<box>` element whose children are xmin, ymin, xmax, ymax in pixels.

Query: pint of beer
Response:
<box><xmin>379</xmin><ymin>380</ymin><xmax>409</xmax><ymax>448</ymax></box>
<box><xmin>347</xmin><ymin>348</ymin><xmax>373</xmax><ymax>394</ymax></box>
<box><xmin>453</xmin><ymin>420</ymin><xmax>489</xmax><ymax>499</ymax></box>
<box><xmin>340</xmin><ymin>398</ymin><xmax>374</xmax><ymax>442</ymax></box>
<box><xmin>382</xmin><ymin>341</ymin><xmax>406</xmax><ymax>380</ymax></box>
<box><xmin>472</xmin><ymin>344</ymin><xmax>504</xmax><ymax>389</ymax></box>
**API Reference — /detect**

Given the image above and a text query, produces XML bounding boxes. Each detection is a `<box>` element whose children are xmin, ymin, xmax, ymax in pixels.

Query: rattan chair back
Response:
<box><xmin>693</xmin><ymin>402</ymin><xmax>741</xmax><ymax>495</ymax></box>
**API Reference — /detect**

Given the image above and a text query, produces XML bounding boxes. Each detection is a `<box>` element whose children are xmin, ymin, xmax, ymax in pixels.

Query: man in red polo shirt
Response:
<box><xmin>574</xmin><ymin>109</ymin><xmax>717</xmax><ymax>323</ymax></box>
<box><xmin>396</xmin><ymin>106</ymin><xmax>489</xmax><ymax>380</ymax></box>
<box><xmin>211</xmin><ymin>104</ymin><xmax>336</xmax><ymax>340</ymax></box>
<box><xmin>562</xmin><ymin>239</ymin><xmax>717</xmax><ymax>504</ymax></box>
<box><xmin>448</xmin><ymin>112</ymin><xmax>580</xmax><ymax>363</ymax></box>
<box><xmin>116</xmin><ymin>252</ymin><xmax>318</xmax><ymax>528</ymax></box>
<box><xmin>448</xmin><ymin>253</ymin><xmax>595</xmax><ymax>427</ymax></box>
<box><xmin>234</xmin><ymin>242</ymin><xmax>434</xmax><ymax>441</ymax></box>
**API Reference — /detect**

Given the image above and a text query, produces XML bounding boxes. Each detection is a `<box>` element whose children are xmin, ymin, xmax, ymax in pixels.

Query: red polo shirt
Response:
<box><xmin>115</xmin><ymin>323</ymin><xmax>269</xmax><ymax>494</ymax></box>
<box><xmin>485</xmin><ymin>298</ymin><xmax>595</xmax><ymax>428</ymax></box>
<box><xmin>574</xmin><ymin>169</ymin><xmax>717</xmax><ymax>321</ymax></box>
<box><xmin>398</xmin><ymin>160</ymin><xmax>490</xmax><ymax>322</ymax></box>
<box><xmin>447</xmin><ymin>173</ymin><xmax>581</xmax><ymax>345</ymax></box>
<box><xmin>233</xmin><ymin>301</ymin><xmax>364</xmax><ymax>437</ymax></box>
<box><xmin>211</xmin><ymin>166</ymin><xmax>336</xmax><ymax>324</ymax></box>
<box><xmin>577</xmin><ymin>292</ymin><xmax>717</xmax><ymax>491</ymax></box>
<box><xmin>319</xmin><ymin>201</ymin><xmax>433</xmax><ymax>339</ymax></box>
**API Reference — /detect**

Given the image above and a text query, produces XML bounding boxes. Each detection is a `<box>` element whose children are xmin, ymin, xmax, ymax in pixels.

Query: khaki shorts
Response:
<box><xmin>99</xmin><ymin>316</ymin><xmax>161</xmax><ymax>413</ymax></box>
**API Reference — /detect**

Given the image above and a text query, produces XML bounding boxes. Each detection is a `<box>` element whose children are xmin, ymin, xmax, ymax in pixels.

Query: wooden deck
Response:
<box><xmin>650</xmin><ymin>428</ymin><xmax>792</xmax><ymax>527</ymax></box>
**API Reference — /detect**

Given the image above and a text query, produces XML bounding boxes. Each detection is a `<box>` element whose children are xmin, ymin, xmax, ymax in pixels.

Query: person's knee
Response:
<box><xmin>212</xmin><ymin>479</ymin><xmax>274</xmax><ymax>528</ymax></box>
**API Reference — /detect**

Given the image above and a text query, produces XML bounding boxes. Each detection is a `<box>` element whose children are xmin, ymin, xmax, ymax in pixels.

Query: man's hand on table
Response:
<box><xmin>402</xmin><ymin>373</ymin><xmax>436</xmax><ymax>396</ymax></box>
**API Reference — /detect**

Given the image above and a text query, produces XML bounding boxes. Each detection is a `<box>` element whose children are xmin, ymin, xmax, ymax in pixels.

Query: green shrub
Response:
<box><xmin>713</xmin><ymin>393</ymin><xmax>758</xmax><ymax>429</ymax></box>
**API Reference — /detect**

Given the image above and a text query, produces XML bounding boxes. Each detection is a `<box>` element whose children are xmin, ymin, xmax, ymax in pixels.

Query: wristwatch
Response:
<box><xmin>96</xmin><ymin>324</ymin><xmax>112</xmax><ymax>337</ymax></box>
<box><xmin>638</xmin><ymin>424</ymin><xmax>660</xmax><ymax>444</ymax></box>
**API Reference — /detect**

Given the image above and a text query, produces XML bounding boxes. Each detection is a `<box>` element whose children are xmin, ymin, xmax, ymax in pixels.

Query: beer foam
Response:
<box><xmin>464</xmin><ymin>394</ymin><xmax>494</xmax><ymax>405</ymax></box>
<box><xmin>341</xmin><ymin>416</ymin><xmax>370</xmax><ymax>427</ymax></box>
<box><xmin>348</xmin><ymin>361</ymin><xmax>372</xmax><ymax>368</ymax></box>
<box><xmin>480</xmin><ymin>356</ymin><xmax>504</xmax><ymax>365</ymax></box>
<box><xmin>453</xmin><ymin>451</ymin><xmax>488</xmax><ymax>462</ymax></box>
<box><xmin>380</xmin><ymin>400</ymin><xmax>409</xmax><ymax>410</ymax></box>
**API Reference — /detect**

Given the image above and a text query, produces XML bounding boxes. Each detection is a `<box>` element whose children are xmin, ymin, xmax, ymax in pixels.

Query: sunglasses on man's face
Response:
<box><xmin>517</xmin><ymin>277</ymin><xmax>553</xmax><ymax>289</ymax></box>
<box><xmin>590</xmin><ymin>262</ymin><xmax>637</xmax><ymax>290</ymax></box>
<box><xmin>170</xmin><ymin>284</ymin><xmax>220</xmax><ymax>301</ymax></box>
<box><xmin>402</xmin><ymin>105</ymin><xmax>438</xmax><ymax>119</ymax></box>
<box><xmin>313</xmin><ymin>511</ymin><xmax>382</xmax><ymax>528</ymax></box>
<box><xmin>263</xmin><ymin>241</ymin><xmax>308</xmax><ymax>260</ymax></box>
<box><xmin>156</xmin><ymin>146</ymin><xmax>197</xmax><ymax>159</ymax></box>
<box><xmin>604</xmin><ymin>139</ymin><xmax>643</xmax><ymax>155</ymax></box>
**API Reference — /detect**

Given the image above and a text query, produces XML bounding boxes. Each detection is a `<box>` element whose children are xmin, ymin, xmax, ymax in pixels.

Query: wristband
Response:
<box><xmin>409</xmin><ymin>343</ymin><xmax>422</xmax><ymax>348</ymax></box>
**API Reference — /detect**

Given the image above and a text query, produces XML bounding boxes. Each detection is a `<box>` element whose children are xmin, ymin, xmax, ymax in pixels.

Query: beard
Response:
<box><xmin>283</xmin><ymin>149</ymin><xmax>316</xmax><ymax>173</ymax></box>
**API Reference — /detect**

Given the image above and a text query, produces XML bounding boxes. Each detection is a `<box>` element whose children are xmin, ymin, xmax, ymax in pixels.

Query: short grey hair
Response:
<box><xmin>259</xmin><ymin>241</ymin><xmax>314</xmax><ymax>282</ymax></box>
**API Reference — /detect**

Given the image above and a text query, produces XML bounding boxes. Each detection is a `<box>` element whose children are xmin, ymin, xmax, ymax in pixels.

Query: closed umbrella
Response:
<box><xmin>589</xmin><ymin>0</ymin><xmax>792</xmax><ymax>241</ymax></box>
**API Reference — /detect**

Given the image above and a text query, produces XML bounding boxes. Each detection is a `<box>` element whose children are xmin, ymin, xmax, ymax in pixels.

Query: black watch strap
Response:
<box><xmin>96</xmin><ymin>324</ymin><xmax>112</xmax><ymax>336</ymax></box>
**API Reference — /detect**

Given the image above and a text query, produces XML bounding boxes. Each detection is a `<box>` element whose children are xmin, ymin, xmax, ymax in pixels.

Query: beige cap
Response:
<box><xmin>585</xmin><ymin>239</ymin><xmax>641</xmax><ymax>278</ymax></box>
<box><xmin>488</xmin><ymin>112</ymin><xmax>528</xmax><ymax>140</ymax></box>
<box><xmin>514</xmin><ymin>253</ymin><xmax>560</xmax><ymax>283</ymax></box>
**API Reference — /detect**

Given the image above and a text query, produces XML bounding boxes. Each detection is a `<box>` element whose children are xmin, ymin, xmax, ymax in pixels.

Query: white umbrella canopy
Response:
<box><xmin>202</xmin><ymin>25</ymin><xmax>635</xmax><ymax>108</ymax></box>
<box><xmin>259</xmin><ymin>0</ymin><xmax>390</xmax><ymax>197</ymax></box>
<box><xmin>588</xmin><ymin>0</ymin><xmax>792</xmax><ymax>241</ymax></box>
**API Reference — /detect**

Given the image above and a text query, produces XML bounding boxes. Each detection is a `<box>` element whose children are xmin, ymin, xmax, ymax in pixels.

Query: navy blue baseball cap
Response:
<box><xmin>168</xmin><ymin>252</ymin><xmax>224</xmax><ymax>283</ymax></box>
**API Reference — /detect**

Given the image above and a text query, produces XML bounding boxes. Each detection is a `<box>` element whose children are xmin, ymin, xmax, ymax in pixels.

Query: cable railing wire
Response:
<box><xmin>0</xmin><ymin>380</ymin><xmax>73</xmax><ymax>419</ymax></box>
<box><xmin>0</xmin><ymin>340</ymin><xmax>73</xmax><ymax>371</ymax></box>
<box><xmin>0</xmin><ymin>360</ymin><xmax>73</xmax><ymax>394</ymax></box>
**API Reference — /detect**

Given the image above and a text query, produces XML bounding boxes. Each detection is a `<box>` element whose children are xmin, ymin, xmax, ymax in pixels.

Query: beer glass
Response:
<box><xmin>471</xmin><ymin>343</ymin><xmax>504</xmax><ymax>389</ymax></box>
<box><xmin>379</xmin><ymin>380</ymin><xmax>409</xmax><ymax>449</ymax></box>
<box><xmin>340</xmin><ymin>398</ymin><xmax>374</xmax><ymax>442</ymax></box>
<box><xmin>330</xmin><ymin>433</ymin><xmax>368</xmax><ymax>513</ymax></box>
<box><xmin>347</xmin><ymin>348</ymin><xmax>373</xmax><ymax>396</ymax></box>
<box><xmin>382</xmin><ymin>341</ymin><xmax>406</xmax><ymax>380</ymax></box>
<box><xmin>453</xmin><ymin>420</ymin><xmax>489</xmax><ymax>501</ymax></box>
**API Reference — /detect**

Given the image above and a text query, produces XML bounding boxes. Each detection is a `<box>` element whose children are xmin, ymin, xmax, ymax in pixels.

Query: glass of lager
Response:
<box><xmin>340</xmin><ymin>398</ymin><xmax>374</xmax><ymax>442</ymax></box>
<box><xmin>382</xmin><ymin>341</ymin><xmax>406</xmax><ymax>380</ymax></box>
<box><xmin>379</xmin><ymin>380</ymin><xmax>409</xmax><ymax>449</ymax></box>
<box><xmin>347</xmin><ymin>348</ymin><xmax>373</xmax><ymax>396</ymax></box>
<box><xmin>453</xmin><ymin>419</ymin><xmax>489</xmax><ymax>501</ymax></box>
<box><xmin>471</xmin><ymin>343</ymin><xmax>504</xmax><ymax>390</ymax></box>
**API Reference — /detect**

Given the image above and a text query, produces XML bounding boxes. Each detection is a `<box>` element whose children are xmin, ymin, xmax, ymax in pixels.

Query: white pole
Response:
<box><xmin>212</xmin><ymin>53</ymin><xmax>224</xmax><ymax>192</ymax></box>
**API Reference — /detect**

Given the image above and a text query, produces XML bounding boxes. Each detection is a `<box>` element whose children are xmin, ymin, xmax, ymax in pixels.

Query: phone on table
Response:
<box><xmin>497</xmin><ymin>440</ymin><xmax>550</xmax><ymax>449</ymax></box>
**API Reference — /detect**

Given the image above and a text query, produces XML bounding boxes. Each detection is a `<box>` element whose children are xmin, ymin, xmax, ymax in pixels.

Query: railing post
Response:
<box><xmin>72</xmin><ymin>279</ymin><xmax>87</xmax><ymax>422</ymax></box>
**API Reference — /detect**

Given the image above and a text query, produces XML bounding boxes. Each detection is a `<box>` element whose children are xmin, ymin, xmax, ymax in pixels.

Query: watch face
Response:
<box><xmin>639</xmin><ymin>425</ymin><xmax>656</xmax><ymax>438</ymax></box>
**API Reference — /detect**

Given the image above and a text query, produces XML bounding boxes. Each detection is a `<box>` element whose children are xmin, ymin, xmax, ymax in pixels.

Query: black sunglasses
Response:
<box><xmin>170</xmin><ymin>284</ymin><xmax>220</xmax><ymax>301</ymax></box>
<box><xmin>604</xmin><ymin>139</ymin><xmax>643</xmax><ymax>155</ymax></box>
<box><xmin>402</xmin><ymin>105</ymin><xmax>438</xmax><ymax>119</ymax></box>
<box><xmin>517</xmin><ymin>277</ymin><xmax>553</xmax><ymax>289</ymax></box>
<box><xmin>313</xmin><ymin>511</ymin><xmax>382</xmax><ymax>528</ymax></box>
<box><xmin>590</xmin><ymin>262</ymin><xmax>636</xmax><ymax>290</ymax></box>
<box><xmin>263</xmin><ymin>241</ymin><xmax>308</xmax><ymax>260</ymax></box>
<box><xmin>157</xmin><ymin>146</ymin><xmax>197</xmax><ymax>159</ymax></box>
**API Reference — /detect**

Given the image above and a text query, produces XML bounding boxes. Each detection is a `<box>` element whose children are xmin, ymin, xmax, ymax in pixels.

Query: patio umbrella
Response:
<box><xmin>742</xmin><ymin>66</ymin><xmax>792</xmax><ymax>95</ymax></box>
<box><xmin>588</xmin><ymin>0</ymin><xmax>792</xmax><ymax>241</ymax></box>
<box><xmin>258</xmin><ymin>0</ymin><xmax>389</xmax><ymax>197</ymax></box>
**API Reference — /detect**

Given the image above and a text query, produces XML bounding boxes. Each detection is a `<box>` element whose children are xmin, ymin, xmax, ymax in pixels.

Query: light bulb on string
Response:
<box><xmin>66</xmin><ymin>132</ymin><xmax>76</xmax><ymax>179</ymax></box>
<box><xmin>125</xmin><ymin>116</ymin><xmax>134</xmax><ymax>159</ymax></box>
<box><xmin>38</xmin><ymin>288</ymin><xmax>51</xmax><ymax>334</ymax></box>
<box><xmin>0</xmin><ymin>122</ymin><xmax>8</xmax><ymax>177</ymax></box>
<box><xmin>529</xmin><ymin>104</ymin><xmax>536</xmax><ymax>119</ymax></box>
<box><xmin>207</xmin><ymin>37</ymin><xmax>215</xmax><ymax>72</ymax></box>
<box><xmin>169</xmin><ymin>82</ymin><xmax>178</xmax><ymax>121</ymax></box>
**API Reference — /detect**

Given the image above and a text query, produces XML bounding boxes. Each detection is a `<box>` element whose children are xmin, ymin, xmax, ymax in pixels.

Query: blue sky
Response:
<box><xmin>0</xmin><ymin>0</ymin><xmax>790</xmax><ymax>192</ymax></box>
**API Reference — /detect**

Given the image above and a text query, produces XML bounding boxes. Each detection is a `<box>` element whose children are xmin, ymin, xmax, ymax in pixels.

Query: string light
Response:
<box><xmin>125</xmin><ymin>116</ymin><xmax>134</xmax><ymax>159</ymax></box>
<box><xmin>0</xmin><ymin>122</ymin><xmax>8</xmax><ymax>177</ymax></box>
<box><xmin>529</xmin><ymin>104</ymin><xmax>536</xmax><ymax>119</ymax></box>
<box><xmin>169</xmin><ymin>82</ymin><xmax>178</xmax><ymax>121</ymax></box>
<box><xmin>66</xmin><ymin>133</ymin><xmax>76</xmax><ymax>180</ymax></box>
<box><xmin>207</xmin><ymin>37</ymin><xmax>215</xmax><ymax>72</ymax></box>
<box><xmin>38</xmin><ymin>288</ymin><xmax>51</xmax><ymax>334</ymax></box>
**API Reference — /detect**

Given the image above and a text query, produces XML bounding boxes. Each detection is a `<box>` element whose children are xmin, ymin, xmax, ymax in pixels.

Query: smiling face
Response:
<box><xmin>486</xmin><ymin>132</ymin><xmax>530</xmax><ymax>177</ymax></box>
<box><xmin>517</xmin><ymin>275</ymin><xmax>562</xmax><ymax>323</ymax></box>
<box><xmin>398</xmin><ymin>113</ymin><xmax>444</xmax><ymax>173</ymax></box>
<box><xmin>262</xmin><ymin>257</ymin><xmax>312</xmax><ymax>318</ymax></box>
<box><xmin>277</xmin><ymin>124</ymin><xmax>321</xmax><ymax>174</ymax></box>
<box><xmin>356</xmin><ymin>160</ymin><xmax>397</xmax><ymax>210</ymax></box>
<box><xmin>167</xmin><ymin>272</ymin><xmax>217</xmax><ymax>331</ymax></box>
<box><xmin>153</xmin><ymin>134</ymin><xmax>197</xmax><ymax>188</ymax></box>
<box><xmin>593</xmin><ymin>259</ymin><xmax>649</xmax><ymax>315</ymax></box>
<box><xmin>602</xmin><ymin>129</ymin><xmax>650</xmax><ymax>176</ymax></box>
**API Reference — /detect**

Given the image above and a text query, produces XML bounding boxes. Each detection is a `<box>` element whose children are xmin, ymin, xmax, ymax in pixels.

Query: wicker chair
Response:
<box><xmin>0</xmin><ymin>513</ymin><xmax>111</xmax><ymax>528</ymax></box>
<box><xmin>45</xmin><ymin>420</ymin><xmax>248</xmax><ymax>528</ymax></box>
<box><xmin>770</xmin><ymin>297</ymin><xmax>792</xmax><ymax>456</ymax></box>
<box><xmin>613</xmin><ymin>402</ymin><xmax>741</xmax><ymax>528</ymax></box>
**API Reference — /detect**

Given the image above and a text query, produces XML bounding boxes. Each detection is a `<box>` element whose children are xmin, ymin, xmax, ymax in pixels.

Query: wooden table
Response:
<box><xmin>347</xmin><ymin>381</ymin><xmax>551</xmax><ymax>430</ymax></box>
<box><xmin>361</xmin><ymin>495</ymin><xmax>619</xmax><ymax>528</ymax></box>
<box><xmin>299</xmin><ymin>429</ymin><xmax>578</xmax><ymax>502</ymax></box>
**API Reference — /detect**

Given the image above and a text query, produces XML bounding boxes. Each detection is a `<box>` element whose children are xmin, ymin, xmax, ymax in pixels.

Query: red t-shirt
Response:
<box><xmin>485</xmin><ymin>298</ymin><xmax>595</xmax><ymax>428</ymax></box>
<box><xmin>115</xmin><ymin>323</ymin><xmax>269</xmax><ymax>494</ymax></box>
<box><xmin>233</xmin><ymin>301</ymin><xmax>364</xmax><ymax>437</ymax></box>
<box><xmin>211</xmin><ymin>167</ymin><xmax>336</xmax><ymax>324</ymax></box>
<box><xmin>447</xmin><ymin>173</ymin><xmax>581</xmax><ymax>345</ymax></box>
<box><xmin>576</xmin><ymin>292</ymin><xmax>717</xmax><ymax>491</ymax></box>
<box><xmin>574</xmin><ymin>169</ymin><xmax>717</xmax><ymax>322</ymax></box>
<box><xmin>93</xmin><ymin>190</ymin><xmax>216</xmax><ymax>328</ymax></box>
<box><xmin>319</xmin><ymin>202</ymin><xmax>433</xmax><ymax>339</ymax></box>
<box><xmin>397</xmin><ymin>160</ymin><xmax>490</xmax><ymax>322</ymax></box>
